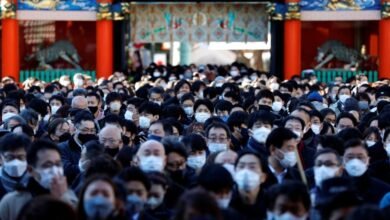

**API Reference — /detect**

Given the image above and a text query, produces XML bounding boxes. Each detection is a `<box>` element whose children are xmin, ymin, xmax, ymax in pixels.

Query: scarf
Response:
<box><xmin>0</xmin><ymin>168</ymin><xmax>30</xmax><ymax>193</ymax></box>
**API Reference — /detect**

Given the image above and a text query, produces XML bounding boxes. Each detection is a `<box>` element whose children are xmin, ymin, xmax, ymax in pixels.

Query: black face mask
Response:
<box><xmin>88</xmin><ymin>106</ymin><xmax>98</xmax><ymax>114</ymax></box>
<box><xmin>122</xmin><ymin>135</ymin><xmax>130</xmax><ymax>146</ymax></box>
<box><xmin>78</xmin><ymin>133</ymin><xmax>98</xmax><ymax>145</ymax></box>
<box><xmin>258</xmin><ymin>104</ymin><xmax>272</xmax><ymax>112</ymax></box>
<box><xmin>169</xmin><ymin>169</ymin><xmax>185</xmax><ymax>184</ymax></box>
<box><xmin>240</xmin><ymin>128</ymin><xmax>249</xmax><ymax>144</ymax></box>
<box><xmin>105</xmin><ymin>147</ymin><xmax>120</xmax><ymax>157</ymax></box>
<box><xmin>58</xmin><ymin>133</ymin><xmax>71</xmax><ymax>142</ymax></box>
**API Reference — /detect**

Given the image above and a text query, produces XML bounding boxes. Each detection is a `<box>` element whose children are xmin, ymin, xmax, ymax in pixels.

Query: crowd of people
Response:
<box><xmin>0</xmin><ymin>62</ymin><xmax>389</xmax><ymax>220</ymax></box>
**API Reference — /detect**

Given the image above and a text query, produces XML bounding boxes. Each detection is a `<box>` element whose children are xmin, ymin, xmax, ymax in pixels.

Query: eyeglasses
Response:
<box><xmin>99</xmin><ymin>138</ymin><xmax>120</xmax><ymax>144</ymax></box>
<box><xmin>315</xmin><ymin>161</ymin><xmax>338</xmax><ymax>167</ymax></box>
<box><xmin>208</xmin><ymin>137</ymin><xmax>228</xmax><ymax>143</ymax></box>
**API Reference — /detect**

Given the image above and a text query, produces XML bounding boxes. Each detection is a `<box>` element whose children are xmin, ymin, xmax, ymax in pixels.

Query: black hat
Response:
<box><xmin>376</xmin><ymin>86</ymin><xmax>390</xmax><ymax>99</ymax></box>
<box><xmin>343</xmin><ymin>97</ymin><xmax>360</xmax><ymax>112</ymax></box>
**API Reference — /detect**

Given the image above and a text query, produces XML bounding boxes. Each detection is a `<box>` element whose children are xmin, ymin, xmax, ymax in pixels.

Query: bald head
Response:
<box><xmin>215</xmin><ymin>150</ymin><xmax>238</xmax><ymax>165</ymax></box>
<box><xmin>137</xmin><ymin>140</ymin><xmax>166</xmax><ymax>157</ymax></box>
<box><xmin>99</xmin><ymin>125</ymin><xmax>123</xmax><ymax>149</ymax></box>
<box><xmin>71</xmin><ymin>96</ymin><xmax>88</xmax><ymax>110</ymax></box>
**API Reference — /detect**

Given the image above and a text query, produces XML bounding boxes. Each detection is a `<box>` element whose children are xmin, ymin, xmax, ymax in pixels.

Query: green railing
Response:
<box><xmin>302</xmin><ymin>70</ymin><xmax>378</xmax><ymax>84</ymax></box>
<box><xmin>20</xmin><ymin>70</ymin><xmax>96</xmax><ymax>82</ymax></box>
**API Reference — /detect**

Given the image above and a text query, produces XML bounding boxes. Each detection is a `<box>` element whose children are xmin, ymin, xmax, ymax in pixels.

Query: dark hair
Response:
<box><xmin>214</xmin><ymin>100</ymin><xmax>233</xmax><ymax>113</ymax></box>
<box><xmin>310</xmin><ymin>109</ymin><xmax>324</xmax><ymax>122</ymax></box>
<box><xmin>181</xmin><ymin>133</ymin><xmax>207</xmax><ymax>153</ymax></box>
<box><xmin>26</xmin><ymin>98</ymin><xmax>48</xmax><ymax>117</ymax></box>
<box><xmin>117</xmin><ymin>167</ymin><xmax>151</xmax><ymax>191</ymax></box>
<box><xmin>19</xmin><ymin>109</ymin><xmax>39</xmax><ymax>127</ymax></box>
<box><xmin>378</xmin><ymin>111</ymin><xmax>390</xmax><ymax>130</ymax></box>
<box><xmin>174</xmin><ymin>80</ymin><xmax>192</xmax><ymax>94</ymax></box>
<box><xmin>12</xmin><ymin>124</ymin><xmax>35</xmax><ymax>138</ymax></box>
<box><xmin>267</xmin><ymin>181</ymin><xmax>311</xmax><ymax>212</ymax></box>
<box><xmin>86</xmin><ymin>92</ymin><xmax>101</xmax><ymax>103</ymax></box>
<box><xmin>85</xmin><ymin>155</ymin><xmax>122</xmax><ymax>179</ymax></box>
<box><xmin>101</xmin><ymin>114</ymin><xmax>124</xmax><ymax>128</ymax></box>
<box><xmin>150</xmin><ymin>120</ymin><xmax>173</xmax><ymax>136</ymax></box>
<box><xmin>256</xmin><ymin>89</ymin><xmax>274</xmax><ymax>102</ymax></box>
<box><xmin>147</xmin><ymin>172</ymin><xmax>169</xmax><ymax>189</ymax></box>
<box><xmin>105</xmin><ymin>92</ymin><xmax>122</xmax><ymax>104</ymax></box>
<box><xmin>49</xmin><ymin>95</ymin><xmax>65</xmax><ymax>106</ymax></box>
<box><xmin>139</xmin><ymin>101</ymin><xmax>161</xmax><ymax>116</ymax></box>
<box><xmin>124</xmin><ymin>119</ymin><xmax>138</xmax><ymax>136</ymax></box>
<box><xmin>162</xmin><ymin>137</ymin><xmax>188</xmax><ymax>158</ymax></box>
<box><xmin>47</xmin><ymin>118</ymin><xmax>69</xmax><ymax>135</ymax></box>
<box><xmin>344</xmin><ymin>139</ymin><xmax>367</xmax><ymax>154</ymax></box>
<box><xmin>318</xmin><ymin>135</ymin><xmax>345</xmax><ymax>155</ymax></box>
<box><xmin>17</xmin><ymin>195</ymin><xmax>77</xmax><ymax>220</ymax></box>
<box><xmin>73</xmin><ymin>110</ymin><xmax>95</xmax><ymax>126</ymax></box>
<box><xmin>0</xmin><ymin>133</ymin><xmax>31</xmax><ymax>153</ymax></box>
<box><xmin>149</xmin><ymin>87</ymin><xmax>164</xmax><ymax>98</ymax></box>
<box><xmin>194</xmin><ymin>99</ymin><xmax>214</xmax><ymax>113</ymax></box>
<box><xmin>83</xmin><ymin>140</ymin><xmax>105</xmax><ymax>160</ymax></box>
<box><xmin>320</xmin><ymin>108</ymin><xmax>336</xmax><ymax>119</ymax></box>
<box><xmin>363</xmin><ymin>127</ymin><xmax>381</xmax><ymax>141</ymax></box>
<box><xmin>314</xmin><ymin>148</ymin><xmax>342</xmax><ymax>166</ymax></box>
<box><xmin>248</xmin><ymin>110</ymin><xmax>275</xmax><ymax>129</ymax></box>
<box><xmin>336</xmin><ymin>112</ymin><xmax>358</xmax><ymax>127</ymax></box>
<box><xmin>266</xmin><ymin>127</ymin><xmax>297</xmax><ymax>151</ymax></box>
<box><xmin>27</xmin><ymin>140</ymin><xmax>61</xmax><ymax>167</ymax></box>
<box><xmin>198</xmin><ymin>164</ymin><xmax>234</xmax><ymax>193</ymax></box>
<box><xmin>235</xmin><ymin>150</ymin><xmax>268</xmax><ymax>172</ymax></box>
<box><xmin>337</xmin><ymin>128</ymin><xmax>363</xmax><ymax>141</ymax></box>
<box><xmin>205</xmin><ymin>122</ymin><xmax>231</xmax><ymax>139</ymax></box>
<box><xmin>227</xmin><ymin>111</ymin><xmax>249</xmax><ymax>131</ymax></box>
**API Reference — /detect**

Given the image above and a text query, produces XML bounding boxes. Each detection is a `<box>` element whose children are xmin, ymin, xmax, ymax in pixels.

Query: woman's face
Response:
<box><xmin>195</xmin><ymin>104</ymin><xmax>210</xmax><ymax>114</ymax></box>
<box><xmin>84</xmin><ymin>180</ymin><xmax>115</xmax><ymax>205</ymax></box>
<box><xmin>2</xmin><ymin>105</ymin><xmax>18</xmax><ymax>115</ymax></box>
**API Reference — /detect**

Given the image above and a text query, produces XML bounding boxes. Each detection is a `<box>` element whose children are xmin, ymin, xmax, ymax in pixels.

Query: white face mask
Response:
<box><xmin>271</xmin><ymin>212</ymin><xmax>308</xmax><ymax>220</ymax></box>
<box><xmin>385</xmin><ymin>143</ymin><xmax>390</xmax><ymax>156</ymax></box>
<box><xmin>36</xmin><ymin>166</ymin><xmax>64</xmax><ymax>189</ymax></box>
<box><xmin>146</xmin><ymin>196</ymin><xmax>163</xmax><ymax>209</ymax></box>
<box><xmin>153</xmin><ymin>71</ymin><xmax>161</xmax><ymax>78</ymax></box>
<box><xmin>314</xmin><ymin>165</ymin><xmax>339</xmax><ymax>187</ymax></box>
<box><xmin>250</xmin><ymin>75</ymin><xmax>258</xmax><ymax>81</ymax></box>
<box><xmin>183</xmin><ymin>107</ymin><xmax>194</xmax><ymax>116</ymax></box>
<box><xmin>2</xmin><ymin>112</ymin><xmax>17</xmax><ymax>122</ymax></box>
<box><xmin>139</xmin><ymin>116</ymin><xmax>151</xmax><ymax>129</ymax></box>
<box><xmin>311</xmin><ymin>124</ymin><xmax>321</xmax><ymax>135</ymax></box>
<box><xmin>292</xmin><ymin>130</ymin><xmax>302</xmax><ymax>139</ymax></box>
<box><xmin>230</xmin><ymin>70</ymin><xmax>240</xmax><ymax>77</ymax></box>
<box><xmin>345</xmin><ymin>158</ymin><xmax>368</xmax><ymax>177</ymax></box>
<box><xmin>198</xmin><ymin>90</ymin><xmax>204</xmax><ymax>99</ymax></box>
<box><xmin>139</xmin><ymin>155</ymin><xmax>164</xmax><ymax>173</ymax></box>
<box><xmin>272</xmin><ymin>101</ymin><xmax>283</xmax><ymax>112</ymax></box>
<box><xmin>365</xmin><ymin>140</ymin><xmax>376</xmax><ymax>148</ymax></box>
<box><xmin>252</xmin><ymin>127</ymin><xmax>272</xmax><ymax>143</ymax></box>
<box><xmin>125</xmin><ymin>110</ymin><xmax>133</xmax><ymax>121</ymax></box>
<box><xmin>217</xmin><ymin>197</ymin><xmax>231</xmax><ymax>209</ymax></box>
<box><xmin>51</xmin><ymin>105</ymin><xmax>60</xmax><ymax>114</ymax></box>
<box><xmin>110</xmin><ymin>102</ymin><xmax>121</xmax><ymax>111</ymax></box>
<box><xmin>208</xmin><ymin>143</ymin><xmax>228</xmax><ymax>153</ymax></box>
<box><xmin>3</xmin><ymin>159</ymin><xmax>27</xmax><ymax>177</ymax></box>
<box><xmin>187</xmin><ymin>154</ymin><xmax>206</xmax><ymax>170</ymax></box>
<box><xmin>195</xmin><ymin>112</ymin><xmax>211</xmax><ymax>123</ymax></box>
<box><xmin>234</xmin><ymin>169</ymin><xmax>261</xmax><ymax>191</ymax></box>
<box><xmin>223</xmin><ymin>163</ymin><xmax>235</xmax><ymax>177</ymax></box>
<box><xmin>280</xmin><ymin>151</ymin><xmax>297</xmax><ymax>168</ymax></box>
<box><xmin>339</xmin><ymin>94</ymin><xmax>350</xmax><ymax>103</ymax></box>
<box><xmin>78</xmin><ymin>159</ymin><xmax>89</xmax><ymax>173</ymax></box>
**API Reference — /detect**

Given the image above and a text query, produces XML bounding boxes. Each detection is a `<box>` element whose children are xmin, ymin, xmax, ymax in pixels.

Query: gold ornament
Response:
<box><xmin>285</xmin><ymin>2</ymin><xmax>301</xmax><ymax>20</ymax></box>
<box><xmin>266</xmin><ymin>3</ymin><xmax>283</xmax><ymax>21</ymax></box>
<box><xmin>97</xmin><ymin>3</ymin><xmax>112</xmax><ymax>21</ymax></box>
<box><xmin>2</xmin><ymin>2</ymin><xmax>16</xmax><ymax>19</ymax></box>
<box><xmin>382</xmin><ymin>2</ymin><xmax>390</xmax><ymax>19</ymax></box>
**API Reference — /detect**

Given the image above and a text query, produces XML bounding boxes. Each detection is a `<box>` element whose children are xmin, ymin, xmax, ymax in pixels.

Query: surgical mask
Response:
<box><xmin>187</xmin><ymin>154</ymin><xmax>206</xmax><ymax>170</ymax></box>
<box><xmin>146</xmin><ymin>196</ymin><xmax>163</xmax><ymax>209</ymax></box>
<box><xmin>110</xmin><ymin>102</ymin><xmax>121</xmax><ymax>111</ymax></box>
<box><xmin>84</xmin><ymin>195</ymin><xmax>114</xmax><ymax>219</ymax></box>
<box><xmin>183</xmin><ymin>107</ymin><xmax>194</xmax><ymax>116</ymax></box>
<box><xmin>88</xmin><ymin>106</ymin><xmax>98</xmax><ymax>114</ymax></box>
<box><xmin>292</xmin><ymin>130</ymin><xmax>302</xmax><ymax>139</ymax></box>
<box><xmin>78</xmin><ymin>159</ymin><xmax>89</xmax><ymax>172</ymax></box>
<box><xmin>252</xmin><ymin>127</ymin><xmax>271</xmax><ymax>143</ymax></box>
<box><xmin>139</xmin><ymin>116</ymin><xmax>151</xmax><ymax>129</ymax></box>
<box><xmin>230</xmin><ymin>70</ymin><xmax>239</xmax><ymax>77</ymax></box>
<box><xmin>59</xmin><ymin>133</ymin><xmax>71</xmax><ymax>142</ymax></box>
<box><xmin>208</xmin><ymin>143</ymin><xmax>227</xmax><ymax>153</ymax></box>
<box><xmin>125</xmin><ymin>110</ymin><xmax>133</xmax><ymax>120</ymax></box>
<box><xmin>272</xmin><ymin>212</ymin><xmax>308</xmax><ymax>220</ymax></box>
<box><xmin>139</xmin><ymin>155</ymin><xmax>164</xmax><ymax>172</ymax></box>
<box><xmin>217</xmin><ymin>197</ymin><xmax>231</xmax><ymax>209</ymax></box>
<box><xmin>3</xmin><ymin>159</ymin><xmax>27</xmax><ymax>177</ymax></box>
<box><xmin>2</xmin><ymin>112</ymin><xmax>17</xmax><ymax>122</ymax></box>
<box><xmin>220</xmin><ymin>115</ymin><xmax>229</xmax><ymax>122</ymax></box>
<box><xmin>51</xmin><ymin>105</ymin><xmax>60</xmax><ymax>114</ymax></box>
<box><xmin>153</xmin><ymin>101</ymin><xmax>162</xmax><ymax>106</ymax></box>
<box><xmin>345</xmin><ymin>158</ymin><xmax>368</xmax><ymax>177</ymax></box>
<box><xmin>126</xmin><ymin>194</ymin><xmax>144</xmax><ymax>214</ymax></box>
<box><xmin>153</xmin><ymin>71</ymin><xmax>161</xmax><ymax>77</ymax></box>
<box><xmin>280</xmin><ymin>151</ymin><xmax>297</xmax><ymax>168</ymax></box>
<box><xmin>223</xmin><ymin>163</ymin><xmax>235</xmax><ymax>177</ymax></box>
<box><xmin>250</xmin><ymin>75</ymin><xmax>258</xmax><ymax>81</ymax></box>
<box><xmin>43</xmin><ymin>114</ymin><xmax>50</xmax><ymax>122</ymax></box>
<box><xmin>195</xmin><ymin>112</ymin><xmax>211</xmax><ymax>123</ymax></box>
<box><xmin>314</xmin><ymin>165</ymin><xmax>339</xmax><ymax>187</ymax></box>
<box><xmin>385</xmin><ymin>143</ymin><xmax>390</xmax><ymax>156</ymax></box>
<box><xmin>365</xmin><ymin>140</ymin><xmax>376</xmax><ymax>148</ymax></box>
<box><xmin>272</xmin><ymin>101</ymin><xmax>283</xmax><ymax>112</ymax></box>
<box><xmin>234</xmin><ymin>169</ymin><xmax>261</xmax><ymax>191</ymax></box>
<box><xmin>36</xmin><ymin>166</ymin><xmax>63</xmax><ymax>189</ymax></box>
<box><xmin>339</xmin><ymin>94</ymin><xmax>350</xmax><ymax>103</ymax></box>
<box><xmin>311</xmin><ymin>124</ymin><xmax>321</xmax><ymax>135</ymax></box>
<box><xmin>358</xmin><ymin>101</ymin><xmax>369</xmax><ymax>110</ymax></box>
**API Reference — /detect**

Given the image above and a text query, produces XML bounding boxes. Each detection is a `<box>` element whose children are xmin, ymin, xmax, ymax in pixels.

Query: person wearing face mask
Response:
<box><xmin>0</xmin><ymin>133</ymin><xmax>31</xmax><ymax>199</ymax></box>
<box><xmin>198</xmin><ymin>164</ymin><xmax>243</xmax><ymax>220</ymax></box>
<box><xmin>58</xmin><ymin>111</ymin><xmax>98</xmax><ymax>184</ymax></box>
<box><xmin>148</xmin><ymin>87</ymin><xmax>165</xmax><ymax>106</ymax></box>
<box><xmin>335</xmin><ymin>112</ymin><xmax>357</xmax><ymax>134</ymax></box>
<box><xmin>0</xmin><ymin>140</ymin><xmax>77</xmax><ymax>220</ymax></box>
<box><xmin>206</xmin><ymin>122</ymin><xmax>231</xmax><ymax>154</ymax></box>
<box><xmin>330</xmin><ymin>86</ymin><xmax>352</xmax><ymax>116</ymax></box>
<box><xmin>266</xmin><ymin>181</ymin><xmax>311</xmax><ymax>220</ymax></box>
<box><xmin>180</xmin><ymin>93</ymin><xmax>195</xmax><ymax>125</ymax></box>
<box><xmin>266</xmin><ymin>127</ymin><xmax>302</xmax><ymax>184</ymax></box>
<box><xmin>227</xmin><ymin>111</ymin><xmax>250</xmax><ymax>152</ymax></box>
<box><xmin>230</xmin><ymin>151</ymin><xmax>268</xmax><ymax>220</ymax></box>
<box><xmin>99</xmin><ymin>125</ymin><xmax>123</xmax><ymax>159</ymax></box>
<box><xmin>342</xmin><ymin>139</ymin><xmax>390</xmax><ymax>204</ymax></box>
<box><xmin>1</xmin><ymin>101</ymin><xmax>19</xmax><ymax>124</ymax></box>
<box><xmin>104</xmin><ymin>92</ymin><xmax>124</xmax><ymax>116</ymax></box>
<box><xmin>49</xmin><ymin>95</ymin><xmax>65</xmax><ymax>115</ymax></box>
<box><xmin>214</xmin><ymin>100</ymin><xmax>233</xmax><ymax>123</ymax></box>
<box><xmin>45</xmin><ymin>119</ymin><xmax>71</xmax><ymax>144</ymax></box>
<box><xmin>174</xmin><ymin>80</ymin><xmax>192</xmax><ymax>101</ymax></box>
<box><xmin>86</xmin><ymin>92</ymin><xmax>104</xmax><ymax>120</ymax></box>
<box><xmin>144</xmin><ymin>172</ymin><xmax>171</xmax><ymax>220</ymax></box>
<box><xmin>256</xmin><ymin>89</ymin><xmax>274</xmax><ymax>113</ymax></box>
<box><xmin>245</xmin><ymin>111</ymin><xmax>275</xmax><ymax>158</ymax></box>
<box><xmin>193</xmin><ymin>99</ymin><xmax>213</xmax><ymax>124</ymax></box>
<box><xmin>117</xmin><ymin>167</ymin><xmax>156</xmax><ymax>220</ymax></box>
<box><xmin>78</xmin><ymin>175</ymin><xmax>125</xmax><ymax>220</ymax></box>
<box><xmin>181</xmin><ymin>133</ymin><xmax>208</xmax><ymax>175</ymax></box>
<box><xmin>136</xmin><ymin>140</ymin><xmax>166</xmax><ymax>173</ymax></box>
<box><xmin>138</xmin><ymin>102</ymin><xmax>161</xmax><ymax>131</ymax></box>
<box><xmin>283</xmin><ymin>116</ymin><xmax>316</xmax><ymax>169</ymax></box>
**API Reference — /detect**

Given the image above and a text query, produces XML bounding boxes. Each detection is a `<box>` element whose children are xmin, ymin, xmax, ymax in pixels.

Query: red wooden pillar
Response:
<box><xmin>2</xmin><ymin>1</ymin><xmax>19</xmax><ymax>82</ymax></box>
<box><xmin>379</xmin><ymin>0</ymin><xmax>390</xmax><ymax>79</ymax></box>
<box><xmin>96</xmin><ymin>0</ymin><xmax>113</xmax><ymax>79</ymax></box>
<box><xmin>284</xmin><ymin>0</ymin><xmax>301</xmax><ymax>80</ymax></box>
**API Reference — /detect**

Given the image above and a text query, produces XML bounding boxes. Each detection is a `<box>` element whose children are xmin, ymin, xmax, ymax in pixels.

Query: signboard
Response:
<box><xmin>301</xmin><ymin>0</ymin><xmax>380</xmax><ymax>11</ymax></box>
<box><xmin>18</xmin><ymin>0</ymin><xmax>97</xmax><ymax>11</ymax></box>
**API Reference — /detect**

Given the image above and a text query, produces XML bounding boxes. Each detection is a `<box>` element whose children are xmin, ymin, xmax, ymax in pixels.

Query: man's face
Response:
<box><xmin>336</xmin><ymin>118</ymin><xmax>354</xmax><ymax>132</ymax></box>
<box><xmin>343</xmin><ymin>146</ymin><xmax>369</xmax><ymax>165</ymax></box>
<box><xmin>285</xmin><ymin>120</ymin><xmax>303</xmax><ymax>139</ymax></box>
<box><xmin>291</xmin><ymin>110</ymin><xmax>310</xmax><ymax>131</ymax></box>
<box><xmin>324</xmin><ymin>113</ymin><xmax>336</xmax><ymax>126</ymax></box>
<box><xmin>315</xmin><ymin>153</ymin><xmax>342</xmax><ymax>175</ymax></box>
<box><xmin>166</xmin><ymin>152</ymin><xmax>186</xmax><ymax>172</ymax></box>
<box><xmin>55</xmin><ymin>122</ymin><xmax>70</xmax><ymax>137</ymax></box>
<box><xmin>273</xmin><ymin>195</ymin><xmax>308</xmax><ymax>218</ymax></box>
<box><xmin>149</xmin><ymin>93</ymin><xmax>163</xmax><ymax>104</ymax></box>
<box><xmin>148</xmin><ymin>123</ymin><xmax>165</xmax><ymax>138</ymax></box>
<box><xmin>30</xmin><ymin>149</ymin><xmax>62</xmax><ymax>180</ymax></box>
<box><xmin>258</xmin><ymin>98</ymin><xmax>272</xmax><ymax>107</ymax></box>
<box><xmin>77</xmin><ymin>120</ymin><xmax>96</xmax><ymax>135</ymax></box>
<box><xmin>207</xmin><ymin>127</ymin><xmax>230</xmax><ymax>146</ymax></box>
<box><xmin>1</xmin><ymin>148</ymin><xmax>27</xmax><ymax>163</ymax></box>
<box><xmin>50</xmin><ymin>99</ymin><xmax>62</xmax><ymax>107</ymax></box>
<box><xmin>126</xmin><ymin>181</ymin><xmax>148</xmax><ymax>203</ymax></box>
<box><xmin>99</xmin><ymin>129</ymin><xmax>122</xmax><ymax>149</ymax></box>
<box><xmin>87</xmin><ymin>96</ymin><xmax>99</xmax><ymax>108</ymax></box>
<box><xmin>139</xmin><ymin>144</ymin><xmax>165</xmax><ymax>158</ymax></box>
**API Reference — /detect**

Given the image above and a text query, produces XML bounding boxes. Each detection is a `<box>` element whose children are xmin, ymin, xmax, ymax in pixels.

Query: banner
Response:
<box><xmin>18</xmin><ymin>0</ymin><xmax>97</xmax><ymax>11</ymax></box>
<box><xmin>301</xmin><ymin>0</ymin><xmax>380</xmax><ymax>11</ymax></box>
<box><xmin>131</xmin><ymin>3</ymin><xmax>268</xmax><ymax>43</ymax></box>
